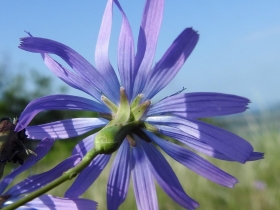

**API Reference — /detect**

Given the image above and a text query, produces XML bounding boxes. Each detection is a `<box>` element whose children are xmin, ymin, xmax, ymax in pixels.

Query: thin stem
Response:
<box><xmin>2</xmin><ymin>148</ymin><xmax>101</xmax><ymax>210</ymax></box>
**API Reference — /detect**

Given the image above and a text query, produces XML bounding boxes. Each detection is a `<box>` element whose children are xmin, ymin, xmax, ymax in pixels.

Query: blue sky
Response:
<box><xmin>1</xmin><ymin>0</ymin><xmax>280</xmax><ymax>110</ymax></box>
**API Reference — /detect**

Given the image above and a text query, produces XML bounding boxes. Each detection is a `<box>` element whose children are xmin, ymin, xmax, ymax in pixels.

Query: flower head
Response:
<box><xmin>16</xmin><ymin>0</ymin><xmax>263</xmax><ymax>209</ymax></box>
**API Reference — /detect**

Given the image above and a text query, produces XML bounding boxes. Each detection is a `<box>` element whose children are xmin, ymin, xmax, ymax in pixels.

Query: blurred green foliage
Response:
<box><xmin>0</xmin><ymin>59</ymin><xmax>98</xmax><ymax>125</ymax></box>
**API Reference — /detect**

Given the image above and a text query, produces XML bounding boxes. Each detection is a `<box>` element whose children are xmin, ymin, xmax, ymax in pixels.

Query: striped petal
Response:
<box><xmin>146</xmin><ymin>116</ymin><xmax>253</xmax><ymax>163</ymax></box>
<box><xmin>15</xmin><ymin>95</ymin><xmax>108</xmax><ymax>132</ymax></box>
<box><xmin>146</xmin><ymin>131</ymin><xmax>238</xmax><ymax>187</ymax></box>
<box><xmin>153</xmin><ymin>124</ymin><xmax>253</xmax><ymax>161</ymax></box>
<box><xmin>131</xmin><ymin>140</ymin><xmax>158</xmax><ymax>210</ymax></box>
<box><xmin>65</xmin><ymin>154</ymin><xmax>110</xmax><ymax>198</ymax></box>
<box><xmin>26</xmin><ymin>118</ymin><xmax>108</xmax><ymax>140</ymax></box>
<box><xmin>133</xmin><ymin>0</ymin><xmax>164</xmax><ymax>98</ymax></box>
<box><xmin>95</xmin><ymin>0</ymin><xmax>120</xmax><ymax>101</ymax></box>
<box><xmin>141</xmin><ymin>140</ymin><xmax>199</xmax><ymax>209</ymax></box>
<box><xmin>71</xmin><ymin>134</ymin><xmax>95</xmax><ymax>156</ymax></box>
<box><xmin>115</xmin><ymin>0</ymin><xmax>135</xmax><ymax>100</ymax></box>
<box><xmin>18</xmin><ymin>195</ymin><xmax>97</xmax><ymax>210</ymax></box>
<box><xmin>147</xmin><ymin>92</ymin><xmax>250</xmax><ymax>118</ymax></box>
<box><xmin>65</xmin><ymin>135</ymin><xmax>111</xmax><ymax>198</ymax></box>
<box><xmin>107</xmin><ymin>140</ymin><xmax>131</xmax><ymax>210</ymax></box>
<box><xmin>42</xmin><ymin>53</ymin><xmax>102</xmax><ymax>102</ymax></box>
<box><xmin>19</xmin><ymin>37</ymin><xmax>118</xmax><ymax>102</ymax></box>
<box><xmin>142</xmin><ymin>28</ymin><xmax>199</xmax><ymax>100</ymax></box>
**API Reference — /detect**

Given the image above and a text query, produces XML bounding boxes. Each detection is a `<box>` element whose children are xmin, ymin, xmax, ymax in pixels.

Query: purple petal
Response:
<box><xmin>6</xmin><ymin>154</ymin><xmax>81</xmax><ymax>196</ymax></box>
<box><xmin>0</xmin><ymin>138</ymin><xmax>54</xmax><ymax>194</ymax></box>
<box><xmin>146</xmin><ymin>116</ymin><xmax>253</xmax><ymax>163</ymax></box>
<box><xmin>115</xmin><ymin>0</ymin><xmax>135</xmax><ymax>100</ymax></box>
<box><xmin>147</xmin><ymin>92</ymin><xmax>250</xmax><ymax>118</ymax></box>
<box><xmin>15</xmin><ymin>95</ymin><xmax>108</xmax><ymax>132</ymax></box>
<box><xmin>247</xmin><ymin>152</ymin><xmax>264</xmax><ymax>161</ymax></box>
<box><xmin>146</xmin><ymin>131</ymin><xmax>238</xmax><ymax>187</ymax></box>
<box><xmin>65</xmin><ymin>154</ymin><xmax>110</xmax><ymax>198</ymax></box>
<box><xmin>26</xmin><ymin>118</ymin><xmax>108</xmax><ymax>140</ymax></box>
<box><xmin>66</xmin><ymin>134</ymin><xmax>111</xmax><ymax>198</ymax></box>
<box><xmin>19</xmin><ymin>37</ymin><xmax>118</xmax><ymax>102</ymax></box>
<box><xmin>107</xmin><ymin>140</ymin><xmax>131</xmax><ymax>210</ymax></box>
<box><xmin>154</xmin><ymin>124</ymin><xmax>241</xmax><ymax>161</ymax></box>
<box><xmin>42</xmin><ymin>53</ymin><xmax>102</xmax><ymax>102</ymax></box>
<box><xmin>142</xmin><ymin>28</ymin><xmax>199</xmax><ymax>100</ymax></box>
<box><xmin>71</xmin><ymin>133</ymin><xmax>95</xmax><ymax>156</ymax></box>
<box><xmin>21</xmin><ymin>195</ymin><xmax>97</xmax><ymax>210</ymax></box>
<box><xmin>155</xmin><ymin>124</ymin><xmax>263</xmax><ymax>162</ymax></box>
<box><xmin>95</xmin><ymin>0</ymin><xmax>120</xmax><ymax>100</ymax></box>
<box><xmin>133</xmin><ymin>0</ymin><xmax>164</xmax><ymax>98</ymax></box>
<box><xmin>141</xmin><ymin>140</ymin><xmax>199</xmax><ymax>209</ymax></box>
<box><xmin>131</xmin><ymin>140</ymin><xmax>158</xmax><ymax>210</ymax></box>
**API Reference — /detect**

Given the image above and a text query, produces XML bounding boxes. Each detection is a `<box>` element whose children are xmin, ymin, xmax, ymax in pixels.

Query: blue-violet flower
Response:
<box><xmin>16</xmin><ymin>0</ymin><xmax>263</xmax><ymax>209</ymax></box>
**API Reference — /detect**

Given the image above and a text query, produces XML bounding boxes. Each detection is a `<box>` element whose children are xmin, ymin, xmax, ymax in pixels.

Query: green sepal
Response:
<box><xmin>101</xmin><ymin>95</ymin><xmax>118</xmax><ymax>113</ymax></box>
<box><xmin>143</xmin><ymin>122</ymin><xmax>158</xmax><ymax>133</ymax></box>
<box><xmin>131</xmin><ymin>94</ymin><xmax>143</xmax><ymax>109</ymax></box>
<box><xmin>94</xmin><ymin>121</ymin><xmax>139</xmax><ymax>154</ymax></box>
<box><xmin>114</xmin><ymin>87</ymin><xmax>131</xmax><ymax>124</ymax></box>
<box><xmin>132</xmin><ymin>100</ymin><xmax>151</xmax><ymax>121</ymax></box>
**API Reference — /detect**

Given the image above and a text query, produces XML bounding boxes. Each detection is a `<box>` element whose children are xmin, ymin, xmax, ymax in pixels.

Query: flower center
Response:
<box><xmin>94</xmin><ymin>87</ymin><xmax>154</xmax><ymax>154</ymax></box>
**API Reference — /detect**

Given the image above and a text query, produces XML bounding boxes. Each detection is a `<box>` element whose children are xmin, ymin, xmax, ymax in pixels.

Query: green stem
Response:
<box><xmin>2</xmin><ymin>148</ymin><xmax>101</xmax><ymax>210</ymax></box>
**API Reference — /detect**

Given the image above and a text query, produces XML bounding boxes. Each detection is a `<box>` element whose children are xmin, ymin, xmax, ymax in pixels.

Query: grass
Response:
<box><xmin>3</xmin><ymin>111</ymin><xmax>279</xmax><ymax>210</ymax></box>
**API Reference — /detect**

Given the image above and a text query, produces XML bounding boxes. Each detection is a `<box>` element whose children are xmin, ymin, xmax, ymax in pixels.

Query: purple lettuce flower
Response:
<box><xmin>16</xmin><ymin>0</ymin><xmax>263</xmax><ymax>209</ymax></box>
<box><xmin>0</xmin><ymin>138</ymin><xmax>97</xmax><ymax>210</ymax></box>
